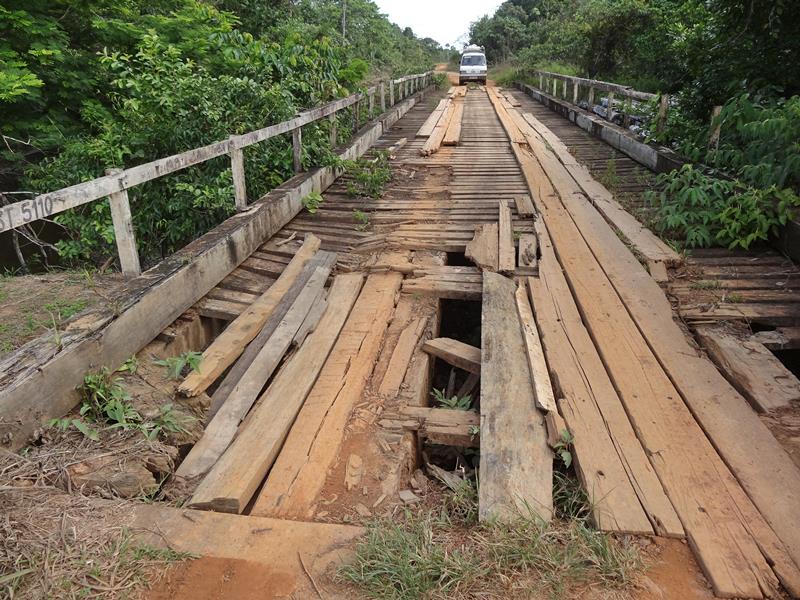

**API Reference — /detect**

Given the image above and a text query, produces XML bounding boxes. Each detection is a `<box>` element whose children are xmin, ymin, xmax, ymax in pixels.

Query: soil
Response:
<box><xmin>0</xmin><ymin>269</ymin><xmax>123</xmax><ymax>357</ymax></box>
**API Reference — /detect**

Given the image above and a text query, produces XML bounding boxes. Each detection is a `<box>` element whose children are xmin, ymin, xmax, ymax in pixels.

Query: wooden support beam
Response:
<box><xmin>480</xmin><ymin>272</ymin><xmax>552</xmax><ymax>522</ymax></box>
<box><xmin>422</xmin><ymin>338</ymin><xmax>481</xmax><ymax>375</ymax></box>
<box><xmin>106</xmin><ymin>169</ymin><xmax>142</xmax><ymax>277</ymax></box>
<box><xmin>188</xmin><ymin>273</ymin><xmax>364</xmax><ymax>513</ymax></box>
<box><xmin>395</xmin><ymin>406</ymin><xmax>480</xmax><ymax>447</ymax></box>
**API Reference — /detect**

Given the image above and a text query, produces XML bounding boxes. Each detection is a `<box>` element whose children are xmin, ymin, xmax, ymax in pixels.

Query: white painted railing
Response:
<box><xmin>1</xmin><ymin>71</ymin><xmax>434</xmax><ymax>276</ymax></box>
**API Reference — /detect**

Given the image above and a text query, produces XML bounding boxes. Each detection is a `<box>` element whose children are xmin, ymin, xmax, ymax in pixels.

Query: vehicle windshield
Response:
<box><xmin>461</xmin><ymin>54</ymin><xmax>486</xmax><ymax>66</ymax></box>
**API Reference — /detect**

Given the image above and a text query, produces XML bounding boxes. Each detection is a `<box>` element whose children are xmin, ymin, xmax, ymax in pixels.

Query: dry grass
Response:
<box><xmin>0</xmin><ymin>431</ymin><xmax>190</xmax><ymax>599</ymax></box>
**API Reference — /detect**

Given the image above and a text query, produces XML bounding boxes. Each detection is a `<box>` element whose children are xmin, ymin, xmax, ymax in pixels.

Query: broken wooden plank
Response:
<box><xmin>179</xmin><ymin>235</ymin><xmax>321</xmax><ymax>397</ymax></box>
<box><xmin>498</xmin><ymin>200</ymin><xmax>515</xmax><ymax>273</ymax></box>
<box><xmin>514</xmin><ymin>194</ymin><xmax>535</xmax><ymax>217</ymax></box>
<box><xmin>378</xmin><ymin>317</ymin><xmax>428</xmax><ymax>398</ymax></box>
<box><xmin>196</xmin><ymin>297</ymin><xmax>247</xmax><ymax>321</ymax></box>
<box><xmin>187</xmin><ymin>273</ymin><xmax>364</xmax><ymax>512</ymax></box>
<box><xmin>398</xmin><ymin>406</ymin><xmax>480</xmax><ymax>447</ymax></box>
<box><xmin>695</xmin><ymin>326</ymin><xmax>800</xmax><ymax>413</ymax></box>
<box><xmin>251</xmin><ymin>271</ymin><xmax>402</xmax><ymax>519</ymax></box>
<box><xmin>176</xmin><ymin>260</ymin><xmax>332</xmax><ymax>481</ymax></box>
<box><xmin>515</xmin><ymin>284</ymin><xmax>556</xmax><ymax>413</ymax></box>
<box><xmin>479</xmin><ymin>272</ymin><xmax>552</xmax><ymax>522</ymax></box>
<box><xmin>465</xmin><ymin>223</ymin><xmax>498</xmax><ymax>271</ymax></box>
<box><xmin>422</xmin><ymin>338</ymin><xmax>481</xmax><ymax>375</ymax></box>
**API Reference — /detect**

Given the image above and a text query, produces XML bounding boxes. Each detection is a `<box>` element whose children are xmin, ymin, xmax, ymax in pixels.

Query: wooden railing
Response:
<box><xmin>0</xmin><ymin>71</ymin><xmax>434</xmax><ymax>276</ymax></box>
<box><xmin>532</xmin><ymin>70</ymin><xmax>668</xmax><ymax>132</ymax></box>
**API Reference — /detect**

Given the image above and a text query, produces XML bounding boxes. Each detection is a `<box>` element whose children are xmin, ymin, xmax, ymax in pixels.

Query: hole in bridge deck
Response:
<box><xmin>772</xmin><ymin>349</ymin><xmax>800</xmax><ymax>379</ymax></box>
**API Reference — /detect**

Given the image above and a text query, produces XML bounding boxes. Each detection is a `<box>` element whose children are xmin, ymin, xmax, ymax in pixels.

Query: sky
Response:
<box><xmin>373</xmin><ymin>0</ymin><xmax>504</xmax><ymax>48</ymax></box>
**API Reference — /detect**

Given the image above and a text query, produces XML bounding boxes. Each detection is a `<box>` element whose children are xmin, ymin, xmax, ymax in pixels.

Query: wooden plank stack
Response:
<box><xmin>418</xmin><ymin>86</ymin><xmax>467</xmax><ymax>155</ymax></box>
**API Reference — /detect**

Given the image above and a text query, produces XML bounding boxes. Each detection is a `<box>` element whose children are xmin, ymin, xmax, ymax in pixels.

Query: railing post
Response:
<box><xmin>292</xmin><ymin>126</ymin><xmax>303</xmax><ymax>173</ymax></box>
<box><xmin>228</xmin><ymin>138</ymin><xmax>248</xmax><ymax>212</ymax></box>
<box><xmin>369</xmin><ymin>90</ymin><xmax>374</xmax><ymax>118</ymax></box>
<box><xmin>562</xmin><ymin>79</ymin><xmax>567</xmax><ymax>98</ymax></box>
<box><xmin>105</xmin><ymin>168</ymin><xmax>141</xmax><ymax>277</ymax></box>
<box><xmin>657</xmin><ymin>93</ymin><xmax>669</xmax><ymax>134</ymax></box>
<box><xmin>539</xmin><ymin>73</ymin><xmax>544</xmax><ymax>90</ymax></box>
<box><xmin>708</xmin><ymin>105</ymin><xmax>723</xmax><ymax>150</ymax></box>
<box><xmin>354</xmin><ymin>98</ymin><xmax>361</xmax><ymax>132</ymax></box>
<box><xmin>329</xmin><ymin>113</ymin><xmax>337</xmax><ymax>148</ymax></box>
<box><xmin>389</xmin><ymin>80</ymin><xmax>395</xmax><ymax>106</ymax></box>
<box><xmin>573</xmin><ymin>81</ymin><xmax>579</xmax><ymax>104</ymax></box>
<box><xmin>607</xmin><ymin>91</ymin><xmax>615</xmax><ymax>121</ymax></box>
<box><xmin>552</xmin><ymin>78</ymin><xmax>557</xmax><ymax>97</ymax></box>
<box><xmin>380</xmin><ymin>81</ymin><xmax>386</xmax><ymax>112</ymax></box>
<box><xmin>588</xmin><ymin>85</ymin><xmax>595</xmax><ymax>107</ymax></box>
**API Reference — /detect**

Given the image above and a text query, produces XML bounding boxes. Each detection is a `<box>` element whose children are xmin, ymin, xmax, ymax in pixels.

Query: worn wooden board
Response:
<box><xmin>465</xmin><ymin>223</ymin><xmax>498</xmax><ymax>271</ymax></box>
<box><xmin>514</xmin><ymin>194</ymin><xmax>535</xmax><ymax>217</ymax></box>
<box><xmin>421</xmin><ymin>100</ymin><xmax>455</xmax><ymax>156</ymax></box>
<box><xmin>490</xmin><ymin>93</ymin><xmax>800</xmax><ymax>597</ymax></box>
<box><xmin>498</xmin><ymin>200</ymin><xmax>515</xmax><ymax>273</ymax></box>
<box><xmin>442</xmin><ymin>97</ymin><xmax>465</xmax><ymax>146</ymax></box>
<box><xmin>422</xmin><ymin>338</ymin><xmax>481</xmax><ymax>375</ymax></box>
<box><xmin>187</xmin><ymin>274</ymin><xmax>365</xmax><ymax>512</ymax></box>
<box><xmin>398</xmin><ymin>406</ymin><xmax>480</xmax><ymax>447</ymax></box>
<box><xmin>479</xmin><ymin>272</ymin><xmax>553</xmax><ymax>522</ymax></box>
<box><xmin>378</xmin><ymin>317</ymin><xmax>428</xmax><ymax>398</ymax></box>
<box><xmin>251</xmin><ymin>271</ymin><xmax>402</xmax><ymax>519</ymax></box>
<box><xmin>695</xmin><ymin>326</ymin><xmax>800</xmax><ymax>413</ymax></box>
<box><xmin>416</xmin><ymin>99</ymin><xmax>448</xmax><ymax>137</ymax></box>
<box><xmin>402</xmin><ymin>277</ymin><xmax>482</xmax><ymax>300</ymax></box>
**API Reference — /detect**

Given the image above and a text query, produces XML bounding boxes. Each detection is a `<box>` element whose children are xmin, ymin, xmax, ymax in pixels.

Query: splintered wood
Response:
<box><xmin>488</xmin><ymin>86</ymin><xmax>800</xmax><ymax>598</ymax></box>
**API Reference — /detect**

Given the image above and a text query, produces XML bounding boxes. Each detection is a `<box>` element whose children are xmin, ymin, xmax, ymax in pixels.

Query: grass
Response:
<box><xmin>340</xmin><ymin>472</ymin><xmax>642</xmax><ymax>599</ymax></box>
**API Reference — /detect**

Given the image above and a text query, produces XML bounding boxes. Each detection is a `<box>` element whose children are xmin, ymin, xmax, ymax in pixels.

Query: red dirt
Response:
<box><xmin>636</xmin><ymin>538</ymin><xmax>715</xmax><ymax>600</ymax></box>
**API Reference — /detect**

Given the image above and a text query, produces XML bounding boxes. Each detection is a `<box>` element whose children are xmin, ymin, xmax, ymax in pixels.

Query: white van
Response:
<box><xmin>459</xmin><ymin>45</ymin><xmax>487</xmax><ymax>85</ymax></box>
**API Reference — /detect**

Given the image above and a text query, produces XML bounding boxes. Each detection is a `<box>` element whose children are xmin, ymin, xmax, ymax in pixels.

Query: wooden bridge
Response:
<box><xmin>2</xmin><ymin>73</ymin><xmax>800</xmax><ymax>599</ymax></box>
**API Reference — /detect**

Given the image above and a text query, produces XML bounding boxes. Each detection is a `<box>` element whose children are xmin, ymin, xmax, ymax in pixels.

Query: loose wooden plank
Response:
<box><xmin>378</xmin><ymin>317</ymin><xmax>428</xmax><ymax>397</ymax></box>
<box><xmin>179</xmin><ymin>235</ymin><xmax>321</xmax><ymax>397</ymax></box>
<box><xmin>187</xmin><ymin>273</ymin><xmax>365</xmax><ymax>512</ymax></box>
<box><xmin>479</xmin><ymin>272</ymin><xmax>552</xmax><ymax>522</ymax></box>
<box><xmin>206</xmin><ymin>251</ymin><xmax>336</xmax><ymax>417</ymax></box>
<box><xmin>442</xmin><ymin>97</ymin><xmax>465</xmax><ymax>146</ymax></box>
<box><xmin>498</xmin><ymin>200</ymin><xmax>515</xmax><ymax>273</ymax></box>
<box><xmin>421</xmin><ymin>100</ymin><xmax>455</xmax><ymax>156</ymax></box>
<box><xmin>251</xmin><ymin>271</ymin><xmax>402</xmax><ymax>519</ymax></box>
<box><xmin>422</xmin><ymin>338</ymin><xmax>481</xmax><ymax>375</ymax></box>
<box><xmin>514</xmin><ymin>194</ymin><xmax>535</xmax><ymax>217</ymax></box>
<box><xmin>491</xmin><ymin>95</ymin><xmax>800</xmax><ymax>596</ymax></box>
<box><xmin>417</xmin><ymin>99</ymin><xmax>448</xmax><ymax>137</ymax></box>
<box><xmin>176</xmin><ymin>261</ymin><xmax>332</xmax><ymax>481</ymax></box>
<box><xmin>465</xmin><ymin>223</ymin><xmax>498</xmax><ymax>271</ymax></box>
<box><xmin>695</xmin><ymin>326</ymin><xmax>800</xmax><ymax>413</ymax></box>
<box><xmin>515</xmin><ymin>285</ymin><xmax>556</xmax><ymax>413</ymax></box>
<box><xmin>529</xmin><ymin>223</ymin><xmax>677</xmax><ymax>536</ymax></box>
<box><xmin>402</xmin><ymin>277</ymin><xmax>482</xmax><ymax>300</ymax></box>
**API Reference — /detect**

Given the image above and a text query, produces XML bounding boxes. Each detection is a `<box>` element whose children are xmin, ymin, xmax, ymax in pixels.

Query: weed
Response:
<box><xmin>343</xmin><ymin>151</ymin><xmax>392</xmax><ymax>199</ymax></box>
<box><xmin>142</xmin><ymin>402</ymin><xmax>192</xmax><ymax>440</ymax></box>
<box><xmin>42</xmin><ymin>298</ymin><xmax>88</xmax><ymax>320</ymax></box>
<box><xmin>599</xmin><ymin>158</ymin><xmax>619</xmax><ymax>191</ymax></box>
<box><xmin>353</xmin><ymin>208</ymin><xmax>370</xmax><ymax>231</ymax></box>
<box><xmin>552</xmin><ymin>429</ymin><xmax>574</xmax><ymax>468</ymax></box>
<box><xmin>726</xmin><ymin>292</ymin><xmax>744</xmax><ymax>303</ymax></box>
<box><xmin>431</xmin><ymin>388</ymin><xmax>472</xmax><ymax>410</ymax></box>
<box><xmin>302</xmin><ymin>191</ymin><xmax>324</xmax><ymax>214</ymax></box>
<box><xmin>79</xmin><ymin>368</ymin><xmax>142</xmax><ymax>429</ymax></box>
<box><xmin>117</xmin><ymin>355</ymin><xmax>140</xmax><ymax>374</ymax></box>
<box><xmin>689</xmin><ymin>279</ymin><xmax>723</xmax><ymax>290</ymax></box>
<box><xmin>154</xmin><ymin>351</ymin><xmax>202</xmax><ymax>379</ymax></box>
